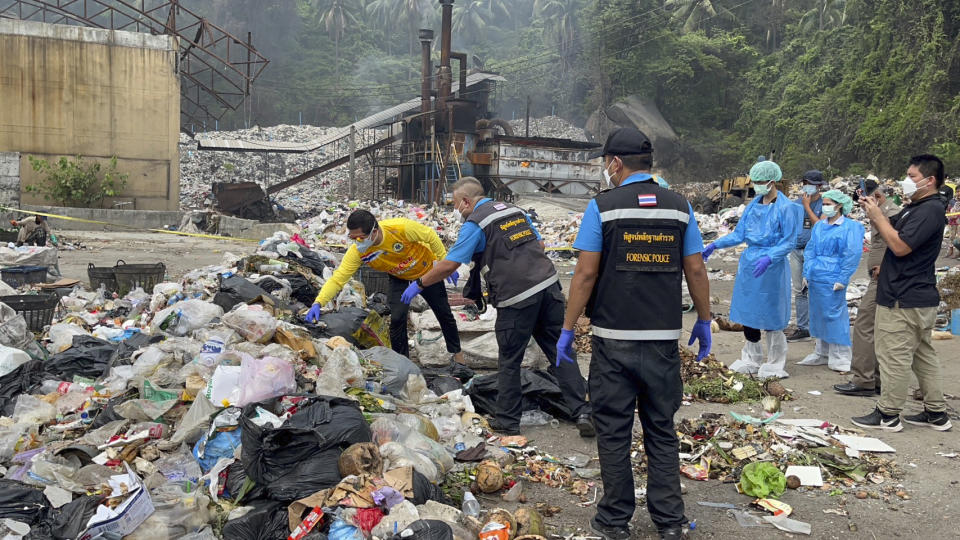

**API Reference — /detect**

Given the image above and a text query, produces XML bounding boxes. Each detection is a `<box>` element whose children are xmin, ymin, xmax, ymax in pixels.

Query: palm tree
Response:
<box><xmin>533</xmin><ymin>0</ymin><xmax>579</xmax><ymax>73</ymax></box>
<box><xmin>799</xmin><ymin>0</ymin><xmax>847</xmax><ymax>32</ymax></box>
<box><xmin>663</xmin><ymin>0</ymin><xmax>734</xmax><ymax>34</ymax></box>
<box><xmin>452</xmin><ymin>1</ymin><xmax>493</xmax><ymax>46</ymax></box>
<box><xmin>312</xmin><ymin>0</ymin><xmax>361</xmax><ymax>85</ymax></box>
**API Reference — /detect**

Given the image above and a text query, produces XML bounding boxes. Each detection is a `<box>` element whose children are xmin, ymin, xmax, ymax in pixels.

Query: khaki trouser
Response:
<box><xmin>875</xmin><ymin>304</ymin><xmax>945</xmax><ymax>415</ymax></box>
<box><xmin>850</xmin><ymin>279</ymin><xmax>880</xmax><ymax>389</ymax></box>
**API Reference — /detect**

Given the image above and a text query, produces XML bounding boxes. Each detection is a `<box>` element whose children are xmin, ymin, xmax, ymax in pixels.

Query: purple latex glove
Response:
<box><xmin>446</xmin><ymin>270</ymin><xmax>459</xmax><ymax>285</ymax></box>
<box><xmin>701</xmin><ymin>242</ymin><xmax>716</xmax><ymax>261</ymax></box>
<box><xmin>556</xmin><ymin>328</ymin><xmax>576</xmax><ymax>366</ymax></box>
<box><xmin>687</xmin><ymin>319</ymin><xmax>713</xmax><ymax>362</ymax></box>
<box><xmin>752</xmin><ymin>255</ymin><xmax>772</xmax><ymax>277</ymax></box>
<box><xmin>401</xmin><ymin>281</ymin><xmax>422</xmax><ymax>304</ymax></box>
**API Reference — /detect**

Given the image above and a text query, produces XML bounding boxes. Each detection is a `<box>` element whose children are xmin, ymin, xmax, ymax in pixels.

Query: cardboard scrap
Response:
<box><xmin>834</xmin><ymin>435</ymin><xmax>896</xmax><ymax>453</ymax></box>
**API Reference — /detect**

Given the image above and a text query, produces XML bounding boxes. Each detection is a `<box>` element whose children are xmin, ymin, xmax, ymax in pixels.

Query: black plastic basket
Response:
<box><xmin>357</xmin><ymin>267</ymin><xmax>391</xmax><ymax>297</ymax></box>
<box><xmin>112</xmin><ymin>260</ymin><xmax>166</xmax><ymax>296</ymax></box>
<box><xmin>0</xmin><ymin>230</ymin><xmax>18</xmax><ymax>243</ymax></box>
<box><xmin>1</xmin><ymin>266</ymin><xmax>48</xmax><ymax>288</ymax></box>
<box><xmin>87</xmin><ymin>263</ymin><xmax>119</xmax><ymax>293</ymax></box>
<box><xmin>0</xmin><ymin>294</ymin><xmax>59</xmax><ymax>332</ymax></box>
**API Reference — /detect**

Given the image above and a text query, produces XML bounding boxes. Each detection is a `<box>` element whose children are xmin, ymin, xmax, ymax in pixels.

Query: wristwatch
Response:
<box><xmin>416</xmin><ymin>278</ymin><xmax>425</xmax><ymax>289</ymax></box>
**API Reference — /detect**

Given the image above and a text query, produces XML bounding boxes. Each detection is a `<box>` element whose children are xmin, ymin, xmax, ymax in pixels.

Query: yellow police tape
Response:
<box><xmin>1</xmin><ymin>206</ymin><xmax>261</xmax><ymax>243</ymax></box>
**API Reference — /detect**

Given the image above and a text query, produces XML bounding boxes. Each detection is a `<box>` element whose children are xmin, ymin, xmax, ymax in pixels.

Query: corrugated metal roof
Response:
<box><xmin>196</xmin><ymin>72</ymin><xmax>506</xmax><ymax>153</ymax></box>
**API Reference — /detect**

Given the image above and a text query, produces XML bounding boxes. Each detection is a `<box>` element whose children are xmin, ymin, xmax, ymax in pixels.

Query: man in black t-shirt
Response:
<box><xmin>852</xmin><ymin>154</ymin><xmax>951</xmax><ymax>432</ymax></box>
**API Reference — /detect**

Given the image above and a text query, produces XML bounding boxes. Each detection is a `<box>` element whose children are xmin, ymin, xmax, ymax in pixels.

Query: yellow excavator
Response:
<box><xmin>691</xmin><ymin>175</ymin><xmax>754</xmax><ymax>214</ymax></box>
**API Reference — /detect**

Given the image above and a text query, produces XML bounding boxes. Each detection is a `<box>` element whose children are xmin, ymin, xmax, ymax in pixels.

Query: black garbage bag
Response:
<box><xmin>304</xmin><ymin>307</ymin><xmax>368</xmax><ymax>345</ymax></box>
<box><xmin>89</xmin><ymin>388</ymin><xmax>138</xmax><ymax>429</ymax></box>
<box><xmin>240</xmin><ymin>394</ymin><xmax>372</xmax><ymax>500</ymax></box>
<box><xmin>112</xmin><ymin>333</ymin><xmax>164</xmax><ymax>366</ymax></box>
<box><xmin>42</xmin><ymin>335</ymin><xmax>115</xmax><ymax>382</ymax></box>
<box><xmin>213</xmin><ymin>275</ymin><xmax>282</xmax><ymax>313</ymax></box>
<box><xmin>359</xmin><ymin>347</ymin><xmax>420</xmax><ymax>398</ymax></box>
<box><xmin>427</xmin><ymin>376</ymin><xmax>462</xmax><ymax>396</ymax></box>
<box><xmin>271</xmin><ymin>274</ymin><xmax>318</xmax><ymax>305</ymax></box>
<box><xmin>384</xmin><ymin>520</ymin><xmax>453</xmax><ymax>540</ymax></box>
<box><xmin>367</xmin><ymin>293</ymin><xmax>390</xmax><ymax>317</ymax></box>
<box><xmin>27</xmin><ymin>495</ymin><xmax>102</xmax><ymax>540</ymax></box>
<box><xmin>225</xmin><ymin>460</ymin><xmax>267</xmax><ymax>503</ymax></box>
<box><xmin>284</xmin><ymin>246</ymin><xmax>328</xmax><ymax>276</ymax></box>
<box><xmin>0</xmin><ymin>479</ymin><xmax>49</xmax><ymax>526</ymax></box>
<box><xmin>466</xmin><ymin>368</ymin><xmax>575</xmax><ymax>420</ymax></box>
<box><xmin>221</xmin><ymin>500</ymin><xmax>291</xmax><ymax>540</ymax></box>
<box><xmin>420</xmin><ymin>361</ymin><xmax>475</xmax><ymax>384</ymax></box>
<box><xmin>410</xmin><ymin>470</ymin><xmax>454</xmax><ymax>506</ymax></box>
<box><xmin>0</xmin><ymin>359</ymin><xmax>44</xmax><ymax>415</ymax></box>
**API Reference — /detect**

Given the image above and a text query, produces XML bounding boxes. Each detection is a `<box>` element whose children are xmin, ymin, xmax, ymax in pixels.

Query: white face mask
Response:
<box><xmin>754</xmin><ymin>182</ymin><xmax>773</xmax><ymax>196</ymax></box>
<box><xmin>802</xmin><ymin>185</ymin><xmax>818</xmax><ymax>196</ymax></box>
<box><xmin>822</xmin><ymin>204</ymin><xmax>837</xmax><ymax>218</ymax></box>
<box><xmin>601</xmin><ymin>160</ymin><xmax>618</xmax><ymax>189</ymax></box>
<box><xmin>354</xmin><ymin>226</ymin><xmax>377</xmax><ymax>252</ymax></box>
<box><xmin>901</xmin><ymin>175</ymin><xmax>930</xmax><ymax>198</ymax></box>
<box><xmin>452</xmin><ymin>200</ymin><xmax>466</xmax><ymax>223</ymax></box>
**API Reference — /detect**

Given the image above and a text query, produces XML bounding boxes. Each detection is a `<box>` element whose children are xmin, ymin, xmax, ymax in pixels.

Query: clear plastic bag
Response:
<box><xmin>150</xmin><ymin>300</ymin><xmax>224</xmax><ymax>337</ymax></box>
<box><xmin>237</xmin><ymin>356</ymin><xmax>296</xmax><ymax>406</ymax></box>
<box><xmin>371</xmin><ymin>418</ymin><xmax>453</xmax><ymax>476</ymax></box>
<box><xmin>13</xmin><ymin>394</ymin><xmax>57</xmax><ymax>425</ymax></box>
<box><xmin>322</xmin><ymin>346</ymin><xmax>364</xmax><ymax>389</ymax></box>
<box><xmin>45</xmin><ymin>323</ymin><xmax>90</xmax><ymax>354</ymax></box>
<box><xmin>379</xmin><ymin>442</ymin><xmax>439</xmax><ymax>483</ymax></box>
<box><xmin>222</xmin><ymin>305</ymin><xmax>277</xmax><ymax>344</ymax></box>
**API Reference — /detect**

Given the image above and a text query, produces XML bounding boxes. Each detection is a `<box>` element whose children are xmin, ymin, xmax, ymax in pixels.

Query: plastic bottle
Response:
<box><xmin>462</xmin><ymin>490</ymin><xmax>480</xmax><ymax>518</ymax></box>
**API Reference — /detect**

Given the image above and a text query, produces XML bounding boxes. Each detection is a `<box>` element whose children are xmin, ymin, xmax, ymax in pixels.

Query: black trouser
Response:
<box><xmin>590</xmin><ymin>336</ymin><xmax>687</xmax><ymax>532</ymax></box>
<box><xmin>494</xmin><ymin>283</ymin><xmax>589</xmax><ymax>428</ymax></box>
<box><xmin>388</xmin><ymin>275</ymin><xmax>460</xmax><ymax>358</ymax></box>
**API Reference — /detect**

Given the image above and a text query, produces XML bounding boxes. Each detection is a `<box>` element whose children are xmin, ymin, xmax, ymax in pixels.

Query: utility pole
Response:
<box><xmin>349</xmin><ymin>125</ymin><xmax>357</xmax><ymax>199</ymax></box>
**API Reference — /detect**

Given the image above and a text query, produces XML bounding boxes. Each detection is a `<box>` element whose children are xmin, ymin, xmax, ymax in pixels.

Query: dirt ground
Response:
<box><xmin>50</xmin><ymin>227</ymin><xmax>960</xmax><ymax>539</ymax></box>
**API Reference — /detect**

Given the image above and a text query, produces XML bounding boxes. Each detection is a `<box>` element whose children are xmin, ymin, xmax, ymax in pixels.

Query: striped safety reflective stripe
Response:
<box><xmin>497</xmin><ymin>273</ymin><xmax>559</xmax><ymax>308</ymax></box>
<box><xmin>598</xmin><ymin>208</ymin><xmax>690</xmax><ymax>223</ymax></box>
<box><xmin>591</xmin><ymin>326</ymin><xmax>682</xmax><ymax>340</ymax></box>
<box><xmin>477</xmin><ymin>208</ymin><xmax>525</xmax><ymax>229</ymax></box>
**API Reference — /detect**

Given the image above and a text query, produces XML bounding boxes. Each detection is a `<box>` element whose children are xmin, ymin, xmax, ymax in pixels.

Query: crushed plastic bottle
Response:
<box><xmin>462</xmin><ymin>490</ymin><xmax>480</xmax><ymax>518</ymax></box>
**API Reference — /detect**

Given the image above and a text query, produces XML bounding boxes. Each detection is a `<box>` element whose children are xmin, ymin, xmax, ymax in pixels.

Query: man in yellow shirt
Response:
<box><xmin>305</xmin><ymin>210</ymin><xmax>463</xmax><ymax>363</ymax></box>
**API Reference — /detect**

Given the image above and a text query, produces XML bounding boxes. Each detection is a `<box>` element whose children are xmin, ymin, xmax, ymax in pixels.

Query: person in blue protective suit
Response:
<box><xmin>702</xmin><ymin>160</ymin><xmax>801</xmax><ymax>379</ymax></box>
<box><xmin>797</xmin><ymin>190</ymin><xmax>865</xmax><ymax>372</ymax></box>
<box><xmin>786</xmin><ymin>170</ymin><xmax>826</xmax><ymax>342</ymax></box>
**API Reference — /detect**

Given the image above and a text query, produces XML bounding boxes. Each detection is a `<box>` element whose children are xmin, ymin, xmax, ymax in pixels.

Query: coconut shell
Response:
<box><xmin>476</xmin><ymin>460</ymin><xmax>504</xmax><ymax>493</ymax></box>
<box><xmin>786</xmin><ymin>475</ymin><xmax>801</xmax><ymax>489</ymax></box>
<box><xmin>485</xmin><ymin>508</ymin><xmax>516</xmax><ymax>539</ymax></box>
<box><xmin>514</xmin><ymin>508</ymin><xmax>545</xmax><ymax>537</ymax></box>
<box><xmin>338</xmin><ymin>442</ymin><xmax>383</xmax><ymax>477</ymax></box>
<box><xmin>764</xmin><ymin>379</ymin><xmax>788</xmax><ymax>398</ymax></box>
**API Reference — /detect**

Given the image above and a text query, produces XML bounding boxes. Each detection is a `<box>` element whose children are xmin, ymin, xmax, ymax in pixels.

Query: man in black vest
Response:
<box><xmin>404</xmin><ymin>177</ymin><xmax>595</xmax><ymax>438</ymax></box>
<box><xmin>558</xmin><ymin>128</ymin><xmax>713</xmax><ymax>540</ymax></box>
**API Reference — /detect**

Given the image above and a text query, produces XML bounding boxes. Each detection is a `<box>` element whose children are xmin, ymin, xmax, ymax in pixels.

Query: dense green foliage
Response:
<box><xmin>197</xmin><ymin>0</ymin><xmax>960</xmax><ymax>180</ymax></box>
<box><xmin>26</xmin><ymin>156</ymin><xmax>128</xmax><ymax>208</ymax></box>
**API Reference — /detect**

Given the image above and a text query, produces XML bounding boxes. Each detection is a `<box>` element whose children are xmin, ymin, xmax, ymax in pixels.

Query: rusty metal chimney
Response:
<box><xmin>419</xmin><ymin>29</ymin><xmax>434</xmax><ymax>113</ymax></box>
<box><xmin>437</xmin><ymin>0</ymin><xmax>454</xmax><ymax>114</ymax></box>
<box><xmin>450</xmin><ymin>52</ymin><xmax>467</xmax><ymax>98</ymax></box>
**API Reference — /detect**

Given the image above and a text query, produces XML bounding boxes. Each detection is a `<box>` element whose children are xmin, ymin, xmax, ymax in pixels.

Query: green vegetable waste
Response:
<box><xmin>739</xmin><ymin>462</ymin><xmax>786</xmax><ymax>499</ymax></box>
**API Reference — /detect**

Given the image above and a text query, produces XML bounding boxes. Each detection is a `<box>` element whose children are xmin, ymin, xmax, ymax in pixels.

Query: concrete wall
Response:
<box><xmin>0</xmin><ymin>153</ymin><xmax>19</xmax><ymax>209</ymax></box>
<box><xmin>18</xmin><ymin>204</ymin><xmax>181</xmax><ymax>232</ymax></box>
<box><xmin>0</xmin><ymin>19</ymin><xmax>180</xmax><ymax>211</ymax></box>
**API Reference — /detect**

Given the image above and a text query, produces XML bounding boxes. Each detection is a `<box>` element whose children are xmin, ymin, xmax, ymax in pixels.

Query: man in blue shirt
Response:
<box><xmin>404</xmin><ymin>177</ymin><xmax>594</xmax><ymax>438</ymax></box>
<box><xmin>557</xmin><ymin>128</ymin><xmax>712</xmax><ymax>540</ymax></box>
<box><xmin>787</xmin><ymin>170</ymin><xmax>825</xmax><ymax>342</ymax></box>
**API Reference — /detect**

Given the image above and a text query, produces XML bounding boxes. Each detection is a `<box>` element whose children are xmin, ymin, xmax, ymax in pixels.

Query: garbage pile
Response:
<box><xmin>0</xmin><ymin>233</ymin><xmax>589</xmax><ymax>540</ymax></box>
<box><xmin>507</xmin><ymin>116</ymin><xmax>589</xmax><ymax>142</ymax></box>
<box><xmin>179</xmin><ymin>126</ymin><xmax>377</xmax><ymax>212</ymax></box>
<box><xmin>681</xmin><ymin>351</ymin><xmax>792</xmax><ymax>404</ymax></box>
<box><xmin>629</xmin><ymin>411</ymin><xmax>904</xmax><ymax>536</ymax></box>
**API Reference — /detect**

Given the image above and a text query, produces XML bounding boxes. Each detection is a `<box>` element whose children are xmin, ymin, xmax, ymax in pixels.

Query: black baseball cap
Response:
<box><xmin>601</xmin><ymin>128</ymin><xmax>653</xmax><ymax>157</ymax></box>
<box><xmin>802</xmin><ymin>170</ymin><xmax>825</xmax><ymax>185</ymax></box>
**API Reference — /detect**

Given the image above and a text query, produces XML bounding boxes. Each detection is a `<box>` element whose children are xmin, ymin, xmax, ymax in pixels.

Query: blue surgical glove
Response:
<box><xmin>305</xmin><ymin>302</ymin><xmax>322</xmax><ymax>323</ymax></box>
<box><xmin>556</xmin><ymin>328</ymin><xmax>576</xmax><ymax>366</ymax></box>
<box><xmin>688</xmin><ymin>319</ymin><xmax>713</xmax><ymax>362</ymax></box>
<box><xmin>752</xmin><ymin>255</ymin><xmax>772</xmax><ymax>277</ymax></box>
<box><xmin>446</xmin><ymin>270</ymin><xmax>459</xmax><ymax>285</ymax></box>
<box><xmin>702</xmin><ymin>242</ymin><xmax>716</xmax><ymax>261</ymax></box>
<box><xmin>401</xmin><ymin>281</ymin><xmax>423</xmax><ymax>304</ymax></box>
